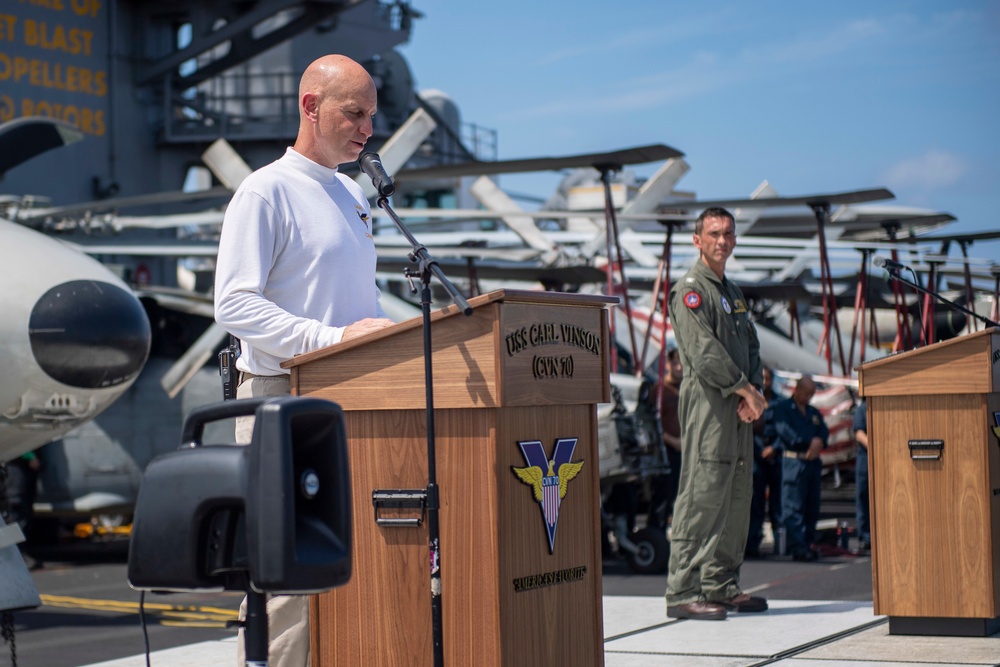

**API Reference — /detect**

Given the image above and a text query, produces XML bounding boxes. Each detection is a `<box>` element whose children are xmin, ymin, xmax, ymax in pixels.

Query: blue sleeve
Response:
<box><xmin>853</xmin><ymin>401</ymin><xmax>867</xmax><ymax>433</ymax></box>
<box><xmin>759</xmin><ymin>404</ymin><xmax>780</xmax><ymax>452</ymax></box>
<box><xmin>817</xmin><ymin>408</ymin><xmax>830</xmax><ymax>445</ymax></box>
<box><xmin>766</xmin><ymin>401</ymin><xmax>801</xmax><ymax>450</ymax></box>
<box><xmin>762</xmin><ymin>404</ymin><xmax>777</xmax><ymax>444</ymax></box>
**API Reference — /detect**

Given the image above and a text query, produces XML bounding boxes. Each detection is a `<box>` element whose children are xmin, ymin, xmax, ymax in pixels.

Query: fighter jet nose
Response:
<box><xmin>29</xmin><ymin>280</ymin><xmax>151</xmax><ymax>389</ymax></box>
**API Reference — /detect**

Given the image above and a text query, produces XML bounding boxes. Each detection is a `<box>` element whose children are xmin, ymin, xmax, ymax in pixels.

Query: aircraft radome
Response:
<box><xmin>0</xmin><ymin>218</ymin><xmax>152</xmax><ymax>463</ymax></box>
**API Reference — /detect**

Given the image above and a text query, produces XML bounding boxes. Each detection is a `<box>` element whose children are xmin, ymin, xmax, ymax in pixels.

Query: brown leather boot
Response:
<box><xmin>667</xmin><ymin>601</ymin><xmax>728</xmax><ymax>620</ymax></box>
<box><xmin>717</xmin><ymin>592</ymin><xmax>768</xmax><ymax>612</ymax></box>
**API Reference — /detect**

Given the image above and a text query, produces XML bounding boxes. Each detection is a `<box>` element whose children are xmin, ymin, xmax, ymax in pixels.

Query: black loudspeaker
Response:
<box><xmin>127</xmin><ymin>397</ymin><xmax>352</xmax><ymax>595</ymax></box>
<box><xmin>246</xmin><ymin>397</ymin><xmax>352</xmax><ymax>593</ymax></box>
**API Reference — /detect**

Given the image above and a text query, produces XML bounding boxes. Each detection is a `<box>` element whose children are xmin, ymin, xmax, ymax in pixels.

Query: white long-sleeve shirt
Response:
<box><xmin>214</xmin><ymin>147</ymin><xmax>385</xmax><ymax>376</ymax></box>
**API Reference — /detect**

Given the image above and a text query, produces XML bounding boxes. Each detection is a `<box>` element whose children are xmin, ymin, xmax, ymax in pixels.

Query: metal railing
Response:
<box><xmin>164</xmin><ymin>70</ymin><xmax>299</xmax><ymax>142</ymax></box>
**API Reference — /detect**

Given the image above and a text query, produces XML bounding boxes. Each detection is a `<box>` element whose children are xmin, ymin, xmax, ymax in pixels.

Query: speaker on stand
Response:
<box><xmin>127</xmin><ymin>396</ymin><xmax>353</xmax><ymax>665</ymax></box>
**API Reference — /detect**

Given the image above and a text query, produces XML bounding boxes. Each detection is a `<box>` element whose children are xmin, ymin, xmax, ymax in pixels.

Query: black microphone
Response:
<box><xmin>358</xmin><ymin>151</ymin><xmax>395</xmax><ymax>197</ymax></box>
<box><xmin>872</xmin><ymin>255</ymin><xmax>908</xmax><ymax>272</ymax></box>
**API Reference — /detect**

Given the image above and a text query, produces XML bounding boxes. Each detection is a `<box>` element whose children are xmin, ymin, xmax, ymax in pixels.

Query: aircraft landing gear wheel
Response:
<box><xmin>625</xmin><ymin>527</ymin><xmax>670</xmax><ymax>574</ymax></box>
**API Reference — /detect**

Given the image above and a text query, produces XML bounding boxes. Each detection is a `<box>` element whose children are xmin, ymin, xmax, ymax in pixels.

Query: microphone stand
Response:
<box><xmin>884</xmin><ymin>269</ymin><xmax>998</xmax><ymax>331</ymax></box>
<box><xmin>375</xmin><ymin>193</ymin><xmax>472</xmax><ymax>667</ymax></box>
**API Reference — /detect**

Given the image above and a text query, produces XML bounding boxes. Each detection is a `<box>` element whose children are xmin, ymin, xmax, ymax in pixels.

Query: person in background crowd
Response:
<box><xmin>747</xmin><ymin>367</ymin><xmax>781</xmax><ymax>558</ymax></box>
<box><xmin>765</xmin><ymin>375</ymin><xmax>828</xmax><ymax>562</ymax></box>
<box><xmin>658</xmin><ymin>347</ymin><xmax>684</xmax><ymax>530</ymax></box>
<box><xmin>853</xmin><ymin>399</ymin><xmax>871</xmax><ymax>555</ymax></box>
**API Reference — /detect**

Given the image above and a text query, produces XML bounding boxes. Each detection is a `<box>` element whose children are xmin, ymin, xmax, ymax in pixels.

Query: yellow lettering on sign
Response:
<box><xmin>5</xmin><ymin>0</ymin><xmax>106</xmax><ymax>134</ymax></box>
<box><xmin>20</xmin><ymin>97</ymin><xmax>105</xmax><ymax>136</ymax></box>
<box><xmin>18</xmin><ymin>0</ymin><xmax>67</xmax><ymax>10</ymax></box>
<box><xmin>22</xmin><ymin>19</ymin><xmax>94</xmax><ymax>56</ymax></box>
<box><xmin>0</xmin><ymin>53</ymin><xmax>106</xmax><ymax>96</ymax></box>
<box><xmin>0</xmin><ymin>94</ymin><xmax>14</xmax><ymax>121</ymax></box>
<box><xmin>0</xmin><ymin>14</ymin><xmax>17</xmax><ymax>42</ymax></box>
<box><xmin>70</xmin><ymin>0</ymin><xmax>101</xmax><ymax>19</ymax></box>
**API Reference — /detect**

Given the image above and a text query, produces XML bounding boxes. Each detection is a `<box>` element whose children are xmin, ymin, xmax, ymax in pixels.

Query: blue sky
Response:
<box><xmin>398</xmin><ymin>1</ymin><xmax>1000</xmax><ymax>265</ymax></box>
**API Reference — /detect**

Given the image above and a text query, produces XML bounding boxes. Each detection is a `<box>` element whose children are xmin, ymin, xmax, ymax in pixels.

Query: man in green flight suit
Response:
<box><xmin>665</xmin><ymin>207</ymin><xmax>769</xmax><ymax>621</ymax></box>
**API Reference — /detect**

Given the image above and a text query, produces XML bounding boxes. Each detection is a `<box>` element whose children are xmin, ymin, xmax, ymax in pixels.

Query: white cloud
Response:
<box><xmin>881</xmin><ymin>150</ymin><xmax>968</xmax><ymax>192</ymax></box>
<box><xmin>498</xmin><ymin>51</ymin><xmax>733</xmax><ymax>121</ymax></box>
<box><xmin>739</xmin><ymin>17</ymin><xmax>887</xmax><ymax>65</ymax></box>
<box><xmin>536</xmin><ymin>9</ymin><xmax>739</xmax><ymax>66</ymax></box>
<box><xmin>503</xmin><ymin>12</ymin><xmax>895</xmax><ymax>122</ymax></box>
<box><xmin>494</xmin><ymin>9</ymin><xmax>986</xmax><ymax>126</ymax></box>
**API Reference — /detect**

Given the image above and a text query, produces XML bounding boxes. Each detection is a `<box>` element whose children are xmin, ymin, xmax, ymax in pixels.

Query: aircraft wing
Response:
<box><xmin>904</xmin><ymin>229</ymin><xmax>1000</xmax><ymax>245</ymax></box>
<box><xmin>375</xmin><ymin>257</ymin><xmax>606</xmax><ymax>287</ymax></box>
<box><xmin>16</xmin><ymin>187</ymin><xmax>232</xmax><ymax>224</ymax></box>
<box><xmin>67</xmin><ymin>240</ymin><xmax>221</xmax><ymax>257</ymax></box>
<box><xmin>394</xmin><ymin>144</ymin><xmax>684</xmax><ymax>181</ymax></box>
<box><xmin>659</xmin><ymin>187</ymin><xmax>894</xmax><ymax>211</ymax></box>
<box><xmin>733</xmin><ymin>280</ymin><xmax>814</xmax><ymax>303</ymax></box>
<box><xmin>133</xmin><ymin>285</ymin><xmax>216</xmax><ymax>319</ymax></box>
<box><xmin>0</xmin><ymin>117</ymin><xmax>84</xmax><ymax>176</ymax></box>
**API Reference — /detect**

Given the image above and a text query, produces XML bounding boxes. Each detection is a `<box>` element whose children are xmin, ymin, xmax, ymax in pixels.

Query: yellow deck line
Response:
<box><xmin>40</xmin><ymin>594</ymin><xmax>238</xmax><ymax>622</ymax></box>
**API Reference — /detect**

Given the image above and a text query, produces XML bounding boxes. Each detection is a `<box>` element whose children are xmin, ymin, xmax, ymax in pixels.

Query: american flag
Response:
<box><xmin>542</xmin><ymin>475</ymin><xmax>560</xmax><ymax>527</ymax></box>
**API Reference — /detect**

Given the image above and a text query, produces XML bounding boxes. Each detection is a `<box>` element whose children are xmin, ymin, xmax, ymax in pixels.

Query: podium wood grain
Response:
<box><xmin>860</xmin><ymin>328</ymin><xmax>1000</xmax><ymax>621</ymax></box>
<box><xmin>286</xmin><ymin>290</ymin><xmax>613</xmax><ymax>666</ymax></box>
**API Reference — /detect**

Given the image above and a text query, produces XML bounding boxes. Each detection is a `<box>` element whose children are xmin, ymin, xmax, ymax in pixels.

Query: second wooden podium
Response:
<box><xmin>282</xmin><ymin>289</ymin><xmax>615</xmax><ymax>666</ymax></box>
<box><xmin>858</xmin><ymin>327</ymin><xmax>1000</xmax><ymax>636</ymax></box>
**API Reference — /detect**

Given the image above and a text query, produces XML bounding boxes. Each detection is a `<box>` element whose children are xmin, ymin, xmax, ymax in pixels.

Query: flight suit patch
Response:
<box><xmin>684</xmin><ymin>291</ymin><xmax>701</xmax><ymax>309</ymax></box>
<box><xmin>721</xmin><ymin>296</ymin><xmax>732</xmax><ymax>314</ymax></box>
<box><xmin>734</xmin><ymin>299</ymin><xmax>747</xmax><ymax>313</ymax></box>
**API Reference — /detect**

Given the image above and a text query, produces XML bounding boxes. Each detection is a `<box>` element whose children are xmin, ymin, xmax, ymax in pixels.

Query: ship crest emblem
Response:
<box><xmin>512</xmin><ymin>438</ymin><xmax>584</xmax><ymax>554</ymax></box>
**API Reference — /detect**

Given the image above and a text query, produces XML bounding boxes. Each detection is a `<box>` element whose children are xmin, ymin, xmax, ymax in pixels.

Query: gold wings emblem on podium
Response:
<box><xmin>512</xmin><ymin>460</ymin><xmax>585</xmax><ymax>500</ymax></box>
<box><xmin>512</xmin><ymin>465</ymin><xmax>545</xmax><ymax>501</ymax></box>
<box><xmin>557</xmin><ymin>461</ymin><xmax>584</xmax><ymax>498</ymax></box>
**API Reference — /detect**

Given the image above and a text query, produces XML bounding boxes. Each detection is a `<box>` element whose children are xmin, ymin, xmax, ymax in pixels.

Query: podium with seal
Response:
<box><xmin>282</xmin><ymin>289</ymin><xmax>615</xmax><ymax>666</ymax></box>
<box><xmin>858</xmin><ymin>327</ymin><xmax>1000</xmax><ymax>636</ymax></box>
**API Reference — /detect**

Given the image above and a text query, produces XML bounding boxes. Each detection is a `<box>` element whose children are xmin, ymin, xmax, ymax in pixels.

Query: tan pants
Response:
<box><xmin>235</xmin><ymin>375</ymin><xmax>311</xmax><ymax>667</ymax></box>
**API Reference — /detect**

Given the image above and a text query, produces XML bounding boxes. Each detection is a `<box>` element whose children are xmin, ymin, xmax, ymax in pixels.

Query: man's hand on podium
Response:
<box><xmin>342</xmin><ymin>317</ymin><xmax>395</xmax><ymax>342</ymax></box>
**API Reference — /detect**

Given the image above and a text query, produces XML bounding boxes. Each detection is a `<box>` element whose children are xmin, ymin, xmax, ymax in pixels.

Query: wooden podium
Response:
<box><xmin>857</xmin><ymin>327</ymin><xmax>1000</xmax><ymax>636</ymax></box>
<box><xmin>283</xmin><ymin>289</ymin><xmax>615</xmax><ymax>666</ymax></box>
